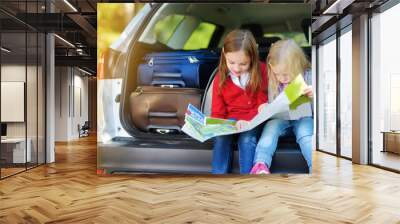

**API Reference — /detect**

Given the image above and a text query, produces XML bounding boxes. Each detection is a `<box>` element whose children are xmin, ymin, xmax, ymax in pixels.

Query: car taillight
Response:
<box><xmin>96</xmin><ymin>169</ymin><xmax>106</xmax><ymax>175</ymax></box>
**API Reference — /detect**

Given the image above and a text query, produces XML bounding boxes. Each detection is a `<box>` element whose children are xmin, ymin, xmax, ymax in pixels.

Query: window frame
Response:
<box><xmin>315</xmin><ymin>23</ymin><xmax>353</xmax><ymax>161</ymax></box>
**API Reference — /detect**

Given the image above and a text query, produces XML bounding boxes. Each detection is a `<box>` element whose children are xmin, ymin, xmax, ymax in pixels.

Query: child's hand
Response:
<box><xmin>236</xmin><ymin>120</ymin><xmax>250</xmax><ymax>131</ymax></box>
<box><xmin>258</xmin><ymin>103</ymin><xmax>268</xmax><ymax>113</ymax></box>
<box><xmin>303</xmin><ymin>86</ymin><xmax>313</xmax><ymax>98</ymax></box>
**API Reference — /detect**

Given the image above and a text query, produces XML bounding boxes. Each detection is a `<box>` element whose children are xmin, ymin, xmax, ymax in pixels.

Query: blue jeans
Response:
<box><xmin>212</xmin><ymin>127</ymin><xmax>261</xmax><ymax>174</ymax></box>
<box><xmin>254</xmin><ymin>117</ymin><xmax>313</xmax><ymax>172</ymax></box>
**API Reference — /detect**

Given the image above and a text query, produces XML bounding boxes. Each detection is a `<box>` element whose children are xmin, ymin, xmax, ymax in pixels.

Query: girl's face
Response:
<box><xmin>225</xmin><ymin>50</ymin><xmax>250</xmax><ymax>77</ymax></box>
<box><xmin>270</xmin><ymin>64</ymin><xmax>291</xmax><ymax>84</ymax></box>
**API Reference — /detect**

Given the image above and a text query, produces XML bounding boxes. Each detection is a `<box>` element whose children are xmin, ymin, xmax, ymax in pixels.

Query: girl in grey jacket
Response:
<box><xmin>250</xmin><ymin>39</ymin><xmax>313</xmax><ymax>174</ymax></box>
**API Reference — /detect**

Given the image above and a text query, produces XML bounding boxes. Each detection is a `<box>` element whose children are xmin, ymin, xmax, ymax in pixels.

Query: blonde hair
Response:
<box><xmin>267</xmin><ymin>39</ymin><xmax>310</xmax><ymax>99</ymax></box>
<box><xmin>218</xmin><ymin>29</ymin><xmax>261</xmax><ymax>94</ymax></box>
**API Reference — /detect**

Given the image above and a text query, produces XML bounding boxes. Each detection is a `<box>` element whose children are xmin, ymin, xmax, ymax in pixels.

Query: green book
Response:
<box><xmin>284</xmin><ymin>74</ymin><xmax>311</xmax><ymax>110</ymax></box>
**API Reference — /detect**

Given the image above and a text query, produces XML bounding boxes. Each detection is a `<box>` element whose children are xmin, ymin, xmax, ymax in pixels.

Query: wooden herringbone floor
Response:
<box><xmin>1</xmin><ymin>135</ymin><xmax>400</xmax><ymax>224</ymax></box>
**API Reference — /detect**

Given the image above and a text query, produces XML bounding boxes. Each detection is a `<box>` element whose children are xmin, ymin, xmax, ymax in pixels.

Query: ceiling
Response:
<box><xmin>0</xmin><ymin>0</ymin><xmax>99</xmax><ymax>75</ymax></box>
<box><xmin>1</xmin><ymin>0</ymin><xmax>392</xmax><ymax>75</ymax></box>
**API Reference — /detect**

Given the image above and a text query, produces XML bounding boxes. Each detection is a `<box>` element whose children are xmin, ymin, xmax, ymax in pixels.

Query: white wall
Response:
<box><xmin>73</xmin><ymin>73</ymin><xmax>89</xmax><ymax>137</ymax></box>
<box><xmin>1</xmin><ymin>63</ymin><xmax>46</xmax><ymax>163</ymax></box>
<box><xmin>1</xmin><ymin>82</ymin><xmax>25</xmax><ymax>122</ymax></box>
<box><xmin>1</xmin><ymin>65</ymin><xmax>26</xmax><ymax>82</ymax></box>
<box><xmin>55</xmin><ymin>67</ymin><xmax>69</xmax><ymax>141</ymax></box>
<box><xmin>55</xmin><ymin>67</ymin><xmax>89</xmax><ymax>141</ymax></box>
<box><xmin>1</xmin><ymin>65</ymin><xmax>29</xmax><ymax>138</ymax></box>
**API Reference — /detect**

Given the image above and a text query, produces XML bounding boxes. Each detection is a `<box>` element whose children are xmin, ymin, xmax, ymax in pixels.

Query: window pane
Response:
<box><xmin>318</xmin><ymin>37</ymin><xmax>337</xmax><ymax>154</ymax></box>
<box><xmin>184</xmin><ymin>22</ymin><xmax>216</xmax><ymax>50</ymax></box>
<box><xmin>38</xmin><ymin>32</ymin><xmax>46</xmax><ymax>165</ymax></box>
<box><xmin>27</xmin><ymin>31</ymin><xmax>38</xmax><ymax>169</ymax></box>
<box><xmin>340</xmin><ymin>29</ymin><xmax>352</xmax><ymax>158</ymax></box>
<box><xmin>1</xmin><ymin>31</ymin><xmax>27</xmax><ymax>177</ymax></box>
<box><xmin>371</xmin><ymin>3</ymin><xmax>400</xmax><ymax>171</ymax></box>
<box><xmin>154</xmin><ymin>15</ymin><xmax>184</xmax><ymax>45</ymax></box>
<box><xmin>264</xmin><ymin>32</ymin><xmax>310</xmax><ymax>47</ymax></box>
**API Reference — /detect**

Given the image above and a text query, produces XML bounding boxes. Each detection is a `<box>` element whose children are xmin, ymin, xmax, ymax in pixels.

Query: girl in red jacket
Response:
<box><xmin>211</xmin><ymin>29</ymin><xmax>268</xmax><ymax>174</ymax></box>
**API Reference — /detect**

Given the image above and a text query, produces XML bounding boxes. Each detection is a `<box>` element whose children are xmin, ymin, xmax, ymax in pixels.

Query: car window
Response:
<box><xmin>109</xmin><ymin>4</ymin><xmax>151</xmax><ymax>53</ymax></box>
<box><xmin>154</xmin><ymin>14</ymin><xmax>185</xmax><ymax>45</ymax></box>
<box><xmin>183</xmin><ymin>22</ymin><xmax>217</xmax><ymax>50</ymax></box>
<box><xmin>141</xmin><ymin>11</ymin><xmax>218</xmax><ymax>50</ymax></box>
<box><xmin>264</xmin><ymin>32</ymin><xmax>310</xmax><ymax>47</ymax></box>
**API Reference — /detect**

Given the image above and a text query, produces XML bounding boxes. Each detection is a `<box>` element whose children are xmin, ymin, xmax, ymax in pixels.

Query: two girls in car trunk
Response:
<box><xmin>211</xmin><ymin>30</ymin><xmax>313</xmax><ymax>174</ymax></box>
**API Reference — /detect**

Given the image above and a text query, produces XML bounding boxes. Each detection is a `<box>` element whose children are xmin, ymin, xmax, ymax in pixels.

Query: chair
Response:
<box><xmin>79</xmin><ymin>121</ymin><xmax>90</xmax><ymax>138</ymax></box>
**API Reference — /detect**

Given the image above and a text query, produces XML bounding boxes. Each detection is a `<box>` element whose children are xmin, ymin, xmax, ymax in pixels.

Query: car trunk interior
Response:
<box><xmin>119</xmin><ymin>3</ymin><xmax>311</xmax><ymax>145</ymax></box>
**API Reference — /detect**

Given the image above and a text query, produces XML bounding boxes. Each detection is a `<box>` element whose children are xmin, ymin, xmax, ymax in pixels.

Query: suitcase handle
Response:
<box><xmin>157</xmin><ymin>129</ymin><xmax>170</xmax><ymax>134</ymax></box>
<box><xmin>149</xmin><ymin>112</ymin><xmax>177</xmax><ymax>118</ymax></box>
<box><xmin>151</xmin><ymin>80</ymin><xmax>186</xmax><ymax>87</ymax></box>
<box><xmin>153</xmin><ymin>72</ymin><xmax>182</xmax><ymax>78</ymax></box>
<box><xmin>147</xmin><ymin>125</ymin><xmax>181</xmax><ymax>134</ymax></box>
<box><xmin>160</xmin><ymin>84</ymin><xmax>180</xmax><ymax>88</ymax></box>
<box><xmin>155</xmin><ymin>129</ymin><xmax>177</xmax><ymax>134</ymax></box>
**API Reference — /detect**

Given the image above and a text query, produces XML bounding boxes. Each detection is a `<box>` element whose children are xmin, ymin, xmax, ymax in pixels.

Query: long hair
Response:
<box><xmin>267</xmin><ymin>39</ymin><xmax>311</xmax><ymax>99</ymax></box>
<box><xmin>218</xmin><ymin>29</ymin><xmax>261</xmax><ymax>94</ymax></box>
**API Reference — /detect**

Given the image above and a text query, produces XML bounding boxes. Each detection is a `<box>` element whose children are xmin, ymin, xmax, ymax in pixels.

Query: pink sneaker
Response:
<box><xmin>250</xmin><ymin>162</ymin><xmax>271</xmax><ymax>175</ymax></box>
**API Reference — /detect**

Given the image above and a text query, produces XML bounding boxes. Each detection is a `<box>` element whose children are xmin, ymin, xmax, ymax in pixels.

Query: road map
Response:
<box><xmin>182</xmin><ymin>74</ymin><xmax>310</xmax><ymax>142</ymax></box>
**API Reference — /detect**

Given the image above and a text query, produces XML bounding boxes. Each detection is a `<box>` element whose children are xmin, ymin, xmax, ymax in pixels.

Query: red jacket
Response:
<box><xmin>211</xmin><ymin>62</ymin><xmax>268</xmax><ymax>121</ymax></box>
